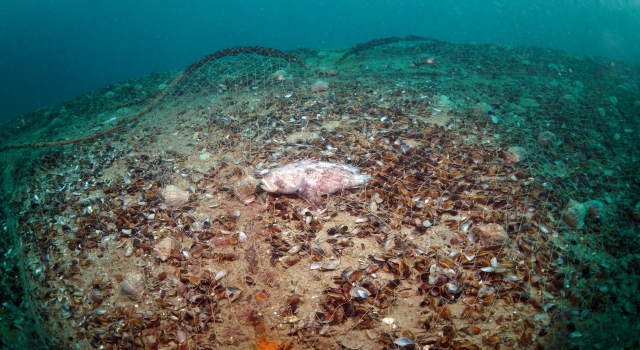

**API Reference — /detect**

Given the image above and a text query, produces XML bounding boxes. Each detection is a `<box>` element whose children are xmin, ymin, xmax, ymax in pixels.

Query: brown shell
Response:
<box><xmin>162</xmin><ymin>185</ymin><xmax>190</xmax><ymax>208</ymax></box>
<box><xmin>120</xmin><ymin>272</ymin><xmax>145</xmax><ymax>299</ymax></box>
<box><xmin>153</xmin><ymin>237</ymin><xmax>181</xmax><ymax>261</ymax></box>
<box><xmin>234</xmin><ymin>176</ymin><xmax>258</xmax><ymax>204</ymax></box>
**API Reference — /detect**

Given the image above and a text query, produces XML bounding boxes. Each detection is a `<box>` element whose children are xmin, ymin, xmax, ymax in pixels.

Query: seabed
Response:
<box><xmin>0</xmin><ymin>38</ymin><xmax>639</xmax><ymax>349</ymax></box>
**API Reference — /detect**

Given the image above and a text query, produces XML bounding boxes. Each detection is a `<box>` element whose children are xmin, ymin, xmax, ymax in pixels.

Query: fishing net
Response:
<box><xmin>0</xmin><ymin>37</ymin><xmax>639</xmax><ymax>350</ymax></box>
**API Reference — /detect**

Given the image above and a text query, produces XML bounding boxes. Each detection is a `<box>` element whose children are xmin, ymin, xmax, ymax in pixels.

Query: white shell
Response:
<box><xmin>310</xmin><ymin>262</ymin><xmax>322</xmax><ymax>270</ymax></box>
<box><xmin>215</xmin><ymin>270</ymin><xmax>227</xmax><ymax>281</ymax></box>
<box><xmin>234</xmin><ymin>177</ymin><xmax>258</xmax><ymax>204</ymax></box>
<box><xmin>350</xmin><ymin>286</ymin><xmax>370</xmax><ymax>299</ymax></box>
<box><xmin>153</xmin><ymin>237</ymin><xmax>181</xmax><ymax>262</ymax></box>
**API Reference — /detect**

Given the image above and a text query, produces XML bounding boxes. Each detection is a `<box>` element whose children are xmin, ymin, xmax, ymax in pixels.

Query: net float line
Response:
<box><xmin>335</xmin><ymin>35</ymin><xmax>437</xmax><ymax>64</ymax></box>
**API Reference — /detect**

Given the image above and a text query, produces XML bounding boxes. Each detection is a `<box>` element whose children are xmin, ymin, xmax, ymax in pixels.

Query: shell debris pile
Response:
<box><xmin>2</xmin><ymin>38</ymin><xmax>639</xmax><ymax>350</ymax></box>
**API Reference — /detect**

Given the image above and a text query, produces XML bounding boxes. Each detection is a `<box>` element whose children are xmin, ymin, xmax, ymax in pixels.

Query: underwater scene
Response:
<box><xmin>1</xmin><ymin>2</ymin><xmax>639</xmax><ymax>350</ymax></box>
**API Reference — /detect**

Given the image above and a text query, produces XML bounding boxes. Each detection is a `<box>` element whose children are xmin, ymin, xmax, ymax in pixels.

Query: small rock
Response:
<box><xmin>534</xmin><ymin>312</ymin><xmax>551</xmax><ymax>326</ymax></box>
<box><xmin>272</xmin><ymin>70</ymin><xmax>287</xmax><ymax>81</ymax></box>
<box><xmin>162</xmin><ymin>185</ymin><xmax>190</xmax><ymax>208</ymax></box>
<box><xmin>235</xmin><ymin>176</ymin><xmax>258</xmax><ymax>204</ymax></box>
<box><xmin>631</xmin><ymin>202</ymin><xmax>640</xmax><ymax>222</ymax></box>
<box><xmin>476</xmin><ymin>223</ymin><xmax>509</xmax><ymax>246</ymax></box>
<box><xmin>584</xmin><ymin>200</ymin><xmax>605</xmax><ymax>219</ymax></box>
<box><xmin>538</xmin><ymin>131</ymin><xmax>557</xmax><ymax>148</ymax></box>
<box><xmin>471</xmin><ymin>102</ymin><xmax>492</xmax><ymax>117</ymax></box>
<box><xmin>311</xmin><ymin>80</ymin><xmax>329</xmax><ymax>93</ymax></box>
<box><xmin>563</xmin><ymin>200</ymin><xmax>586</xmax><ymax>229</ymax></box>
<box><xmin>505</xmin><ymin>146</ymin><xmax>526</xmax><ymax>164</ymax></box>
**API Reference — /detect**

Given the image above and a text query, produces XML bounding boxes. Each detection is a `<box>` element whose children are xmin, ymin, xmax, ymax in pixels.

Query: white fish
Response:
<box><xmin>261</xmin><ymin>159</ymin><xmax>371</xmax><ymax>208</ymax></box>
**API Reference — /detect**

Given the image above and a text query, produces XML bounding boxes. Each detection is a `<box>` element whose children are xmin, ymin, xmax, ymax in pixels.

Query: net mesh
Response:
<box><xmin>0</xmin><ymin>39</ymin><xmax>639</xmax><ymax>349</ymax></box>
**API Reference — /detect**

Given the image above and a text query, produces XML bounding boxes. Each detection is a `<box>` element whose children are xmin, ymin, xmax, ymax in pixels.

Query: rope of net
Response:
<box><xmin>0</xmin><ymin>46</ymin><xmax>309</xmax><ymax>152</ymax></box>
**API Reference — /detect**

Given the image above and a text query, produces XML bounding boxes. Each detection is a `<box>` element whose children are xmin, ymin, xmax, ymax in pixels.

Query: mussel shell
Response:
<box><xmin>349</xmin><ymin>286</ymin><xmax>370</xmax><ymax>299</ymax></box>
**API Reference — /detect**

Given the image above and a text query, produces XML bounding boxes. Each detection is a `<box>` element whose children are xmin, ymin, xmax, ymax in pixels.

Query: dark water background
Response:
<box><xmin>1</xmin><ymin>0</ymin><xmax>639</xmax><ymax>124</ymax></box>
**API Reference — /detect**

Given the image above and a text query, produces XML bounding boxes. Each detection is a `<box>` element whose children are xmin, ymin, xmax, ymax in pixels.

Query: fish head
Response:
<box><xmin>261</xmin><ymin>167</ymin><xmax>304</xmax><ymax>194</ymax></box>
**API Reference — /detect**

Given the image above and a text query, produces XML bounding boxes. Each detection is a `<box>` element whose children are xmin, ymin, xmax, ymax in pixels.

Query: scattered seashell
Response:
<box><xmin>506</xmin><ymin>274</ymin><xmax>523</xmax><ymax>281</ymax></box>
<box><xmin>60</xmin><ymin>303</ymin><xmax>72</xmax><ymax>319</ymax></box>
<box><xmin>461</xmin><ymin>326</ymin><xmax>481</xmax><ymax>335</ymax></box>
<box><xmin>215</xmin><ymin>270</ymin><xmax>227</xmax><ymax>281</ymax></box>
<box><xmin>121</xmin><ymin>272</ymin><xmax>145</xmax><ymax>299</ymax></box>
<box><xmin>177</xmin><ymin>331</ymin><xmax>187</xmax><ymax>344</ymax></box>
<box><xmin>288</xmin><ymin>244</ymin><xmax>302</xmax><ymax>254</ymax></box>
<box><xmin>94</xmin><ymin>309</ymin><xmax>107</xmax><ymax>315</ymax></box>
<box><xmin>153</xmin><ymin>237</ymin><xmax>181</xmax><ymax>262</ymax></box>
<box><xmin>223</xmin><ymin>287</ymin><xmax>243</xmax><ymax>302</ymax></box>
<box><xmin>394</xmin><ymin>337</ymin><xmax>414</xmax><ymax>347</ymax></box>
<box><xmin>124</xmin><ymin>245</ymin><xmax>134</xmax><ymax>257</ymax></box>
<box><xmin>322</xmin><ymin>259</ymin><xmax>340</xmax><ymax>270</ymax></box>
<box><xmin>162</xmin><ymin>185</ymin><xmax>190</xmax><ymax>208</ymax></box>
<box><xmin>382</xmin><ymin>317</ymin><xmax>395</xmax><ymax>325</ymax></box>
<box><xmin>234</xmin><ymin>176</ymin><xmax>258</xmax><ymax>204</ymax></box>
<box><xmin>350</xmin><ymin>286</ymin><xmax>370</xmax><ymax>299</ymax></box>
<box><xmin>310</xmin><ymin>262</ymin><xmax>323</xmax><ymax>270</ymax></box>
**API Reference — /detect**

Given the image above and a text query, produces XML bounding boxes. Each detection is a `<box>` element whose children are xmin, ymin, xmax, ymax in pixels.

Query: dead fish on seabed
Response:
<box><xmin>261</xmin><ymin>159</ymin><xmax>371</xmax><ymax>208</ymax></box>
